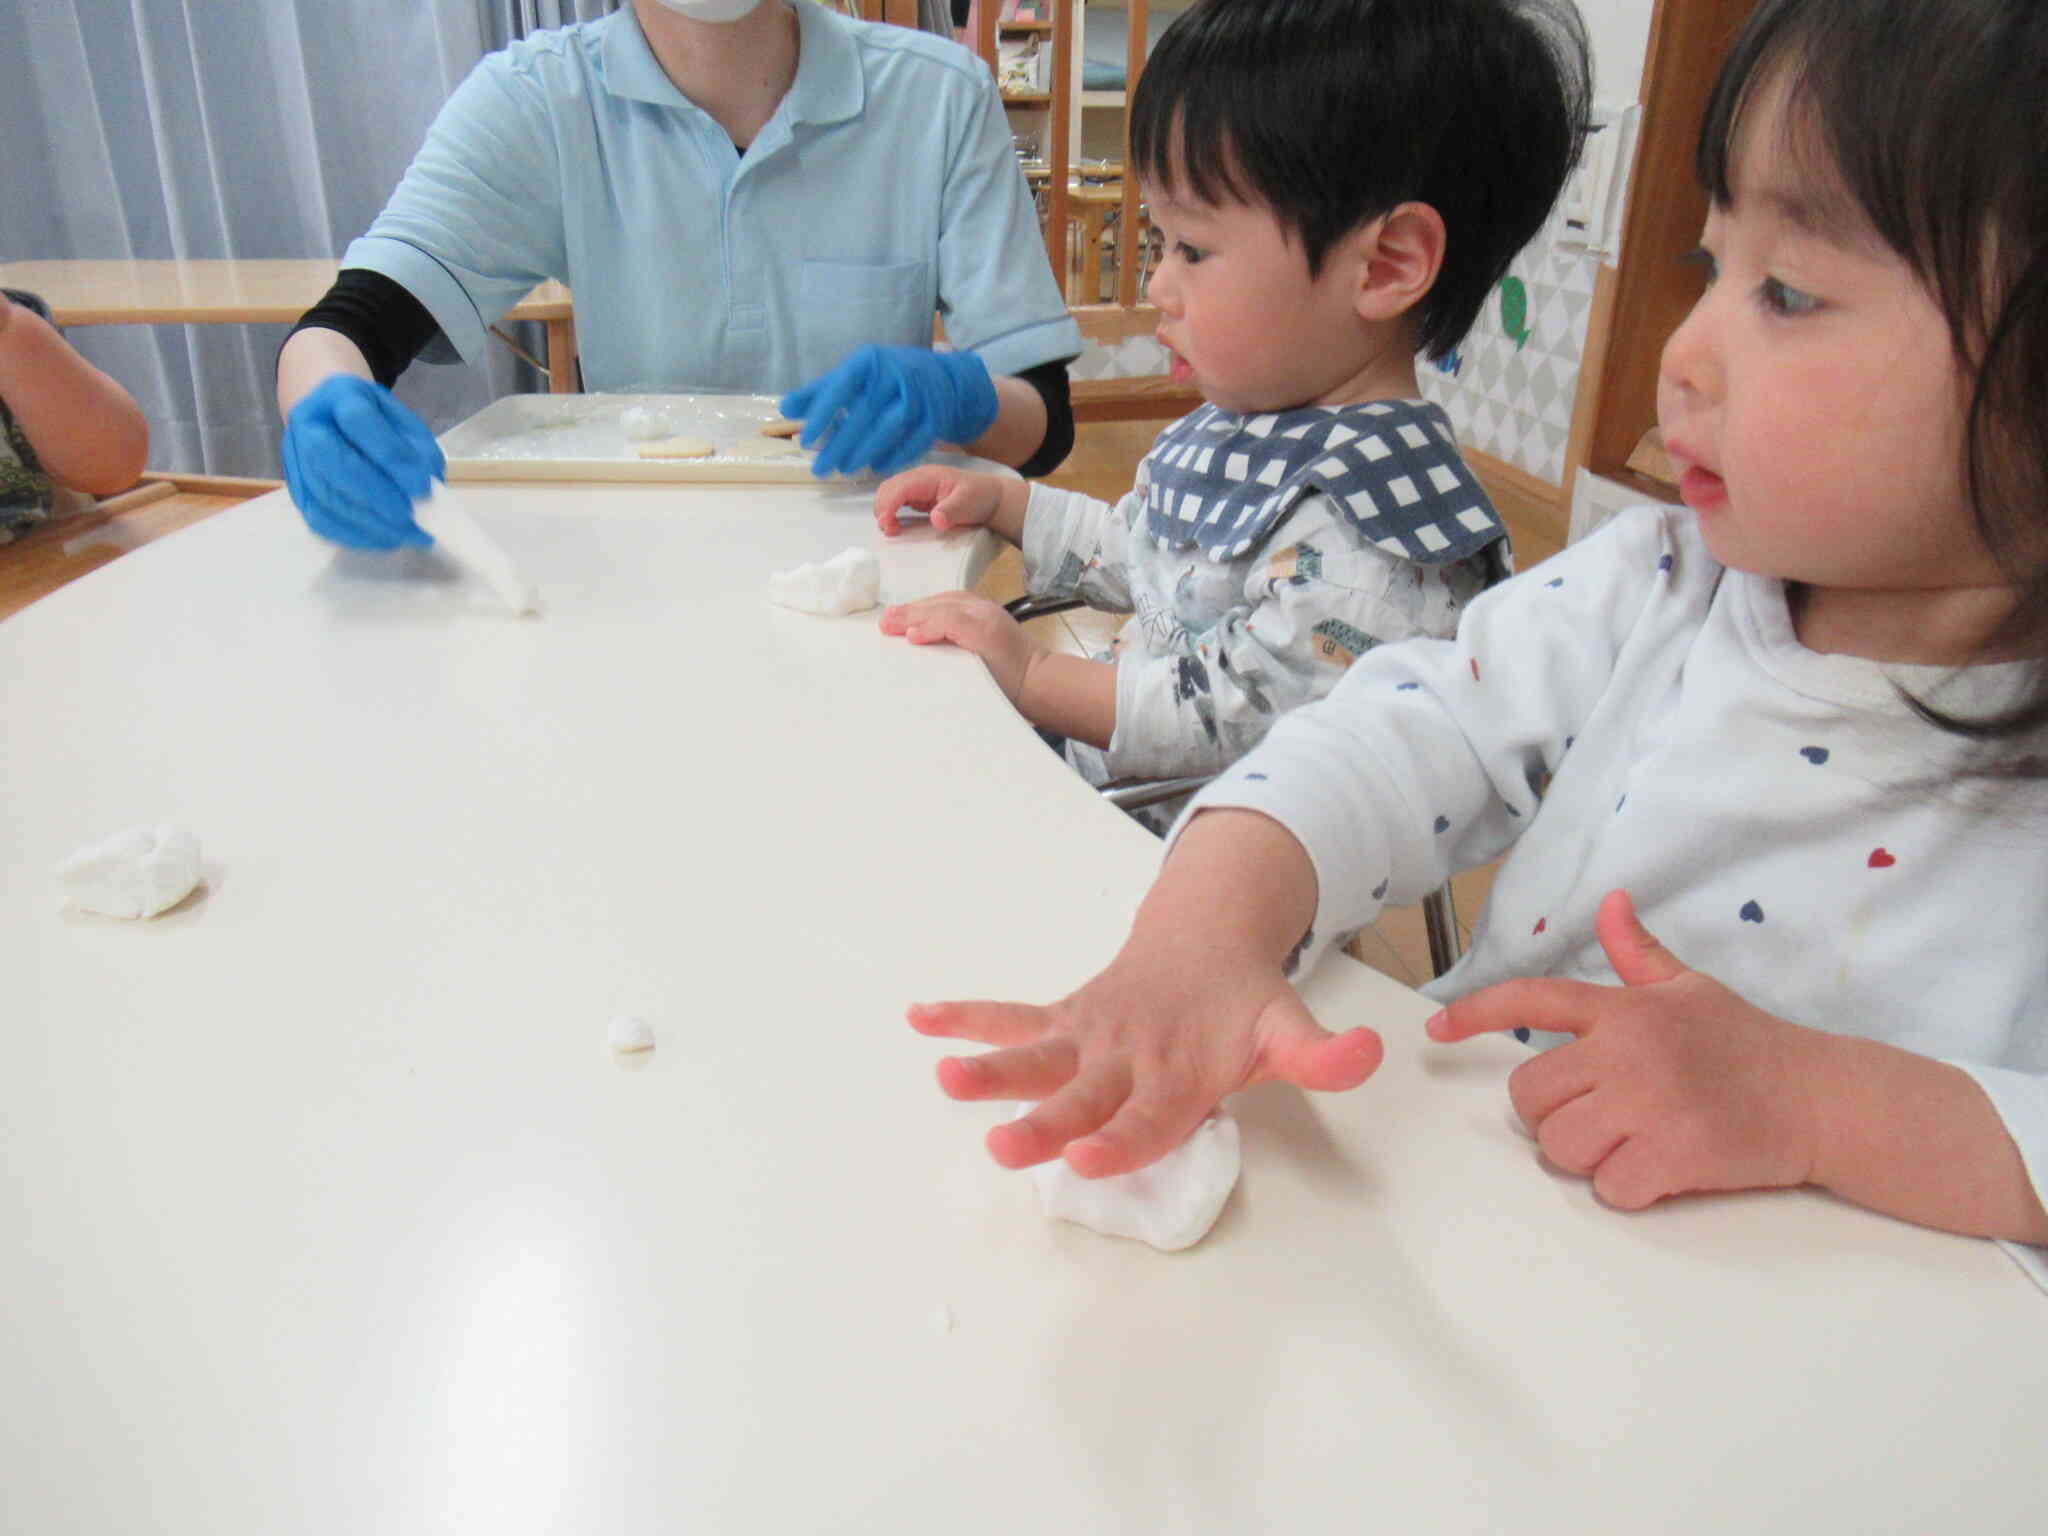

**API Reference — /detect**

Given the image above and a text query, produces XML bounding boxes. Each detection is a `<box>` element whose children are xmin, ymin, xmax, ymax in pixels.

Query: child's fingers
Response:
<box><xmin>987</xmin><ymin>1067</ymin><xmax>1131</xmax><ymax>1170</ymax></box>
<box><xmin>1505</xmin><ymin>1045</ymin><xmax>1598</xmax><ymax>1130</ymax></box>
<box><xmin>1426</xmin><ymin>977</ymin><xmax>1606</xmax><ymax>1042</ymax></box>
<box><xmin>1256</xmin><ymin>984</ymin><xmax>1384</xmax><ymax>1091</ymax></box>
<box><xmin>1528</xmin><ymin>1089</ymin><xmax>1625</xmax><ymax>1176</ymax></box>
<box><xmin>934</xmin><ymin>1037</ymin><xmax>1079</xmax><ymax>1102</ymax></box>
<box><xmin>1594</xmin><ymin>888</ymin><xmax>1688</xmax><ymax>988</ymax></box>
<box><xmin>1062</xmin><ymin>1091</ymin><xmax>1212</xmax><ymax>1180</ymax></box>
<box><xmin>906</xmin><ymin>999</ymin><xmax>1048</xmax><ymax>1048</ymax></box>
<box><xmin>887</xmin><ymin>594</ymin><xmax>1005</xmax><ymax>652</ymax></box>
<box><xmin>1586</xmin><ymin>1136</ymin><xmax>1673</xmax><ymax>1212</ymax></box>
<box><xmin>872</xmin><ymin>465</ymin><xmax>953</xmax><ymax>534</ymax></box>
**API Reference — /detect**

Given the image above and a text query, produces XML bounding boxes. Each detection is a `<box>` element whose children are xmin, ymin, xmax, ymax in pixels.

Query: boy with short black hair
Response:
<box><xmin>872</xmin><ymin>0</ymin><xmax>1589</xmax><ymax>825</ymax></box>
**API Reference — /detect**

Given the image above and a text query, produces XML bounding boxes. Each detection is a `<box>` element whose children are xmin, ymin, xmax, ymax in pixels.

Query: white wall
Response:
<box><xmin>1577</xmin><ymin>0</ymin><xmax>1657</xmax><ymax>107</ymax></box>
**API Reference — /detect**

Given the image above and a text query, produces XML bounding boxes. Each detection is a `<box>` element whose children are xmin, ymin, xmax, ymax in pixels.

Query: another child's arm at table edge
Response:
<box><xmin>0</xmin><ymin>293</ymin><xmax>149</xmax><ymax>496</ymax></box>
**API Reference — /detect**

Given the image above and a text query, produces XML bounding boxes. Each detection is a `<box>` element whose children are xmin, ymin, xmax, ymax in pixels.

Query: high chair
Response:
<box><xmin>1004</xmin><ymin>592</ymin><xmax>1464</xmax><ymax>976</ymax></box>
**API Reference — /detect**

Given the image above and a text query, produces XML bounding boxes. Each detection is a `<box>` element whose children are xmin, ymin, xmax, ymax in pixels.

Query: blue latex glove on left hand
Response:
<box><xmin>780</xmin><ymin>345</ymin><xmax>999</xmax><ymax>479</ymax></box>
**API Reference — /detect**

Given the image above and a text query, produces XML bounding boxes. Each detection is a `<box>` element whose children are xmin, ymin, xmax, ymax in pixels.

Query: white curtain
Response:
<box><xmin>480</xmin><ymin>0</ymin><xmax>621</xmax><ymax>47</ymax></box>
<box><xmin>0</xmin><ymin>2</ymin><xmax>563</xmax><ymax>478</ymax></box>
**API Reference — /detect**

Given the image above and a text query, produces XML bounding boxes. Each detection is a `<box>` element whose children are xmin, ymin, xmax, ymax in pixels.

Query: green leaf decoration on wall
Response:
<box><xmin>1498</xmin><ymin>275</ymin><xmax>1532</xmax><ymax>351</ymax></box>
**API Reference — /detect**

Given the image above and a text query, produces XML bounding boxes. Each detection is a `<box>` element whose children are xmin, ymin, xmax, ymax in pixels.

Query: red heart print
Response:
<box><xmin>1532</xmin><ymin>917</ymin><xmax>1546</xmax><ymax>935</ymax></box>
<box><xmin>1868</xmin><ymin>848</ymin><xmax>1896</xmax><ymax>868</ymax></box>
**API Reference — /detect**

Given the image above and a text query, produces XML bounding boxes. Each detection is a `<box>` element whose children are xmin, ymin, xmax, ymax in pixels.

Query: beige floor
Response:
<box><xmin>979</xmin><ymin>417</ymin><xmax>1566</xmax><ymax>989</ymax></box>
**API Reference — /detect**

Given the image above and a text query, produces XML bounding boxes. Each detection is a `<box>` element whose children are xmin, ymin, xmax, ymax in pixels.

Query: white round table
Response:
<box><xmin>4</xmin><ymin>479</ymin><xmax>2044</xmax><ymax>1533</ymax></box>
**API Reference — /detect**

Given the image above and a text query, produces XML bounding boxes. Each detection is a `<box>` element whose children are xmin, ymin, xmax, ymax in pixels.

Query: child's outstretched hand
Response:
<box><xmin>910</xmin><ymin>936</ymin><xmax>1383</xmax><ymax>1177</ymax></box>
<box><xmin>873</xmin><ymin>464</ymin><xmax>1007</xmax><ymax>536</ymax></box>
<box><xmin>1427</xmin><ymin>889</ymin><xmax>1826</xmax><ymax>1210</ymax></box>
<box><xmin>880</xmin><ymin>592</ymin><xmax>1040</xmax><ymax>705</ymax></box>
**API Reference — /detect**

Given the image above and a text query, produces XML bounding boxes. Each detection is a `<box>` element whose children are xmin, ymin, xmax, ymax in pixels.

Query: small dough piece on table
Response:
<box><xmin>57</xmin><ymin>823</ymin><xmax>203</xmax><ymax>919</ymax></box>
<box><xmin>731</xmin><ymin>435</ymin><xmax>805</xmax><ymax>459</ymax></box>
<box><xmin>1021</xmin><ymin>1105</ymin><xmax>1241</xmax><ymax>1252</ymax></box>
<box><xmin>760</xmin><ymin>417</ymin><xmax>803</xmax><ymax>439</ymax></box>
<box><xmin>608</xmin><ymin>1015</ymin><xmax>656</xmax><ymax>1052</ymax></box>
<box><xmin>766</xmin><ymin>547</ymin><xmax>881</xmax><ymax>616</ymax></box>
<box><xmin>634</xmin><ymin>435</ymin><xmax>717</xmax><ymax>461</ymax></box>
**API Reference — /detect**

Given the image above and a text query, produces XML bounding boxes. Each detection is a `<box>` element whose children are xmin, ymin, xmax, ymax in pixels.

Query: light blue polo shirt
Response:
<box><xmin>345</xmin><ymin>1</ymin><xmax>1080</xmax><ymax>393</ymax></box>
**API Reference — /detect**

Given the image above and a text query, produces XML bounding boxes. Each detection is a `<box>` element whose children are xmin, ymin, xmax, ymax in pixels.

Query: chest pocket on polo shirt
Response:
<box><xmin>798</xmin><ymin>259</ymin><xmax>935</xmax><ymax>375</ymax></box>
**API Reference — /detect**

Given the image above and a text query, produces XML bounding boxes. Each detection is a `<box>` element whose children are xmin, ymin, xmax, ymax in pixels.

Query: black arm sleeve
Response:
<box><xmin>1012</xmin><ymin>355</ymin><xmax>1075</xmax><ymax>478</ymax></box>
<box><xmin>285</xmin><ymin>269</ymin><xmax>442</xmax><ymax>389</ymax></box>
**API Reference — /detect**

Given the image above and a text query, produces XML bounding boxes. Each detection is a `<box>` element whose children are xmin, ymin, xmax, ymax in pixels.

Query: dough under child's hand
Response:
<box><xmin>1021</xmin><ymin>1106</ymin><xmax>1242</xmax><ymax>1252</ymax></box>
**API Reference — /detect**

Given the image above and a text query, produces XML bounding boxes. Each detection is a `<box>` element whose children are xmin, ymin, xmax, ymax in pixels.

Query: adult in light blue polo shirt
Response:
<box><xmin>277</xmin><ymin>0</ymin><xmax>1081</xmax><ymax>550</ymax></box>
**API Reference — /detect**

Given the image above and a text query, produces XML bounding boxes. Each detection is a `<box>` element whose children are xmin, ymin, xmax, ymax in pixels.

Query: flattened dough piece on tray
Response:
<box><xmin>634</xmin><ymin>435</ymin><xmax>718</xmax><ymax>460</ymax></box>
<box><xmin>732</xmin><ymin>435</ymin><xmax>806</xmax><ymax>459</ymax></box>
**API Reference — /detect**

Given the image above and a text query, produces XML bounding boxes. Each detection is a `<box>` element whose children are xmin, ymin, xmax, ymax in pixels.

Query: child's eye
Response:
<box><xmin>1758</xmin><ymin>276</ymin><xmax>1820</xmax><ymax>317</ymax></box>
<box><xmin>1176</xmin><ymin>241</ymin><xmax>1207</xmax><ymax>265</ymax></box>
<box><xmin>1681</xmin><ymin>245</ymin><xmax>1717</xmax><ymax>285</ymax></box>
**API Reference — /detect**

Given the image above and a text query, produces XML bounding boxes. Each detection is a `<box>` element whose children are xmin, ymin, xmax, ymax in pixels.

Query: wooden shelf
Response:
<box><xmin>1001</xmin><ymin>92</ymin><xmax>1054</xmax><ymax>107</ymax></box>
<box><xmin>1000</xmin><ymin>20</ymin><xmax>1055</xmax><ymax>32</ymax></box>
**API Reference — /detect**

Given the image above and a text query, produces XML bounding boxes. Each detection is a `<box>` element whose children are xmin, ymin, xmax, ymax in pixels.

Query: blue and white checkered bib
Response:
<box><xmin>1142</xmin><ymin>399</ymin><xmax>1504</xmax><ymax>566</ymax></box>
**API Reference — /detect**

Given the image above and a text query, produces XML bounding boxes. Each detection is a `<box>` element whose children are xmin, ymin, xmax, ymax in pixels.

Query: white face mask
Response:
<box><xmin>648</xmin><ymin>0</ymin><xmax>767</xmax><ymax>21</ymax></box>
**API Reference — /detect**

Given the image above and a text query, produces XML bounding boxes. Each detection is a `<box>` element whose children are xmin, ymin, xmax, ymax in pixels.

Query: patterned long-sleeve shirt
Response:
<box><xmin>1020</xmin><ymin>399</ymin><xmax>1508</xmax><ymax>816</ymax></box>
<box><xmin>1183</xmin><ymin>504</ymin><xmax>2048</xmax><ymax>1287</ymax></box>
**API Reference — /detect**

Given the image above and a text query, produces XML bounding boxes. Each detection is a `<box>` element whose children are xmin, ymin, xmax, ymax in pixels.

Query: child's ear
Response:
<box><xmin>1351</xmin><ymin>202</ymin><xmax>1447</xmax><ymax>324</ymax></box>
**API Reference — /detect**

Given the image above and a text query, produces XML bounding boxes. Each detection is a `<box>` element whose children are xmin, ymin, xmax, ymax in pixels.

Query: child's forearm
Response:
<box><xmin>1015</xmin><ymin>651</ymin><xmax>1118</xmax><ymax>748</ymax></box>
<box><xmin>1127</xmin><ymin>807</ymin><xmax>1319</xmax><ymax>969</ymax></box>
<box><xmin>1804</xmin><ymin>1035</ymin><xmax>2048</xmax><ymax>1245</ymax></box>
<box><xmin>984</xmin><ymin>471</ymin><xmax>1033</xmax><ymax>546</ymax></box>
<box><xmin>0</xmin><ymin>306</ymin><xmax>149</xmax><ymax>496</ymax></box>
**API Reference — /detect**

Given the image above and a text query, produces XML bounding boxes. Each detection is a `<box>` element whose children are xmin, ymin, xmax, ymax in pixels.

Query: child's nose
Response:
<box><xmin>1658</xmin><ymin>291</ymin><xmax>1721</xmax><ymax>409</ymax></box>
<box><xmin>1148</xmin><ymin>256</ymin><xmax>1181</xmax><ymax>313</ymax></box>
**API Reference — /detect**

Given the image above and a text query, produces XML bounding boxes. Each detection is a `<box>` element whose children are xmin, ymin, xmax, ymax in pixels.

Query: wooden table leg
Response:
<box><xmin>545</xmin><ymin>315</ymin><xmax>579</xmax><ymax>394</ymax></box>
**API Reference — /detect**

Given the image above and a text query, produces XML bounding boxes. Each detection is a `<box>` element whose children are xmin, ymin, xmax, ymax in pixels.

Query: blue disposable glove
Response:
<box><xmin>780</xmin><ymin>345</ymin><xmax>999</xmax><ymax>479</ymax></box>
<box><xmin>281</xmin><ymin>374</ymin><xmax>445</xmax><ymax>549</ymax></box>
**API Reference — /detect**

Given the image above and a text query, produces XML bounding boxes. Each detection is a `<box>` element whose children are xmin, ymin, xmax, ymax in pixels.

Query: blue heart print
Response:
<box><xmin>1739</xmin><ymin>900</ymin><xmax>1764</xmax><ymax>923</ymax></box>
<box><xmin>1800</xmin><ymin>746</ymin><xmax>1829</xmax><ymax>764</ymax></box>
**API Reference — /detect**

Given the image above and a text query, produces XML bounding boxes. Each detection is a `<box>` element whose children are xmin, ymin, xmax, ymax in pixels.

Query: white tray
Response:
<box><xmin>439</xmin><ymin>392</ymin><xmax>820</xmax><ymax>483</ymax></box>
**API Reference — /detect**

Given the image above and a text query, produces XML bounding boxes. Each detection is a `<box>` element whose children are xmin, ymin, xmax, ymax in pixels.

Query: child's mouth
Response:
<box><xmin>1168</xmin><ymin>352</ymin><xmax>1193</xmax><ymax>384</ymax></box>
<box><xmin>1678</xmin><ymin>465</ymin><xmax>1727</xmax><ymax>509</ymax></box>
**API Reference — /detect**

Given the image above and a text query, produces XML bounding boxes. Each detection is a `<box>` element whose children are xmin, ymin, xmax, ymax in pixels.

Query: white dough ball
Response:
<box><xmin>608</xmin><ymin>1014</ymin><xmax>656</xmax><ymax>1052</ymax></box>
<box><xmin>618</xmin><ymin>405</ymin><xmax>669</xmax><ymax>441</ymax></box>
<box><xmin>57</xmin><ymin>822</ymin><xmax>203</xmax><ymax>919</ymax></box>
<box><xmin>765</xmin><ymin>547</ymin><xmax>881</xmax><ymax>616</ymax></box>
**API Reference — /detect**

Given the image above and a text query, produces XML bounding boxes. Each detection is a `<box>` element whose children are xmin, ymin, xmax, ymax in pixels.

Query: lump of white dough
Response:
<box><xmin>766</xmin><ymin>546</ymin><xmax>881</xmax><ymax>616</ymax></box>
<box><xmin>57</xmin><ymin>822</ymin><xmax>203</xmax><ymax>919</ymax></box>
<box><xmin>608</xmin><ymin>1014</ymin><xmax>656</xmax><ymax>1053</ymax></box>
<box><xmin>1021</xmin><ymin>1106</ymin><xmax>1241</xmax><ymax>1252</ymax></box>
<box><xmin>618</xmin><ymin>405</ymin><xmax>671</xmax><ymax>442</ymax></box>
